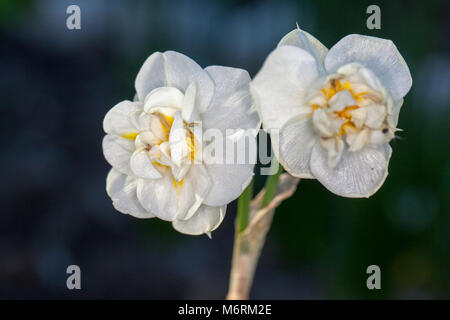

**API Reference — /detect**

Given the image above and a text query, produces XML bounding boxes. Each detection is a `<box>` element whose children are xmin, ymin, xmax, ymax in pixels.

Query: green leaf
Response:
<box><xmin>261</xmin><ymin>159</ymin><xmax>282</xmax><ymax>208</ymax></box>
<box><xmin>237</xmin><ymin>179</ymin><xmax>254</xmax><ymax>233</ymax></box>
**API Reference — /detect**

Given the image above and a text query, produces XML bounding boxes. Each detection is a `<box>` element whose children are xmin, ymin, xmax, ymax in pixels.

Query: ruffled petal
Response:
<box><xmin>168</xmin><ymin>112</ymin><xmax>191</xmax><ymax>177</ymax></box>
<box><xmin>136</xmin><ymin>164</ymin><xmax>211</xmax><ymax>221</ymax></box>
<box><xmin>143</xmin><ymin>87</ymin><xmax>184</xmax><ymax>113</ymax></box>
<box><xmin>172</xmin><ymin>204</ymin><xmax>226</xmax><ymax>235</ymax></box>
<box><xmin>278</xmin><ymin>29</ymin><xmax>328</xmax><ymax>65</ymax></box>
<box><xmin>389</xmin><ymin>98</ymin><xmax>404</xmax><ymax>127</ymax></box>
<box><xmin>325</xmin><ymin>35</ymin><xmax>412</xmax><ymax>100</ymax></box>
<box><xmin>202</xmin><ymin>162</ymin><xmax>254</xmax><ymax>206</ymax></box>
<box><xmin>202</xmin><ymin>129</ymin><xmax>256</xmax><ymax>206</ymax></box>
<box><xmin>181</xmin><ymin>82</ymin><xmax>200</xmax><ymax>123</ymax></box>
<box><xmin>103</xmin><ymin>100</ymin><xmax>142</xmax><ymax>135</ymax></box>
<box><xmin>202</xmin><ymin>66</ymin><xmax>260</xmax><ymax>132</ymax></box>
<box><xmin>135</xmin><ymin>52</ymin><xmax>167</xmax><ymax>101</ymax></box>
<box><xmin>278</xmin><ymin>117</ymin><xmax>317</xmax><ymax>178</ymax></box>
<box><xmin>251</xmin><ymin>45</ymin><xmax>320</xmax><ymax>131</ymax></box>
<box><xmin>102</xmin><ymin>134</ymin><xmax>134</xmax><ymax>176</ymax></box>
<box><xmin>135</xmin><ymin>51</ymin><xmax>214</xmax><ymax>111</ymax></box>
<box><xmin>130</xmin><ymin>148</ymin><xmax>162</xmax><ymax>179</ymax></box>
<box><xmin>310</xmin><ymin>143</ymin><xmax>392</xmax><ymax>198</ymax></box>
<box><xmin>106</xmin><ymin>169</ymin><xmax>154</xmax><ymax>218</ymax></box>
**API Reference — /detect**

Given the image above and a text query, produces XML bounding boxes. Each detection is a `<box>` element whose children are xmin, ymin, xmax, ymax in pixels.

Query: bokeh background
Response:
<box><xmin>1</xmin><ymin>0</ymin><xmax>449</xmax><ymax>299</ymax></box>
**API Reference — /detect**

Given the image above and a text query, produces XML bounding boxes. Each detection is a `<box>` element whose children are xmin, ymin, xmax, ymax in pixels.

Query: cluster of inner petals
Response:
<box><xmin>307</xmin><ymin>63</ymin><xmax>396</xmax><ymax>168</ymax></box>
<box><xmin>122</xmin><ymin>105</ymin><xmax>197</xmax><ymax>188</ymax></box>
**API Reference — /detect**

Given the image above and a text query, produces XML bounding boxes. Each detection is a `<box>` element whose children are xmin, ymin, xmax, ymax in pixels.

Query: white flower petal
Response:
<box><xmin>172</xmin><ymin>204</ymin><xmax>226</xmax><ymax>235</ymax></box>
<box><xmin>136</xmin><ymin>170</ymin><xmax>177</xmax><ymax>221</ymax></box>
<box><xmin>135</xmin><ymin>51</ymin><xmax>214</xmax><ymax>111</ymax></box>
<box><xmin>203</xmin><ymin>163</ymin><xmax>254</xmax><ymax>207</ymax></box>
<box><xmin>169</xmin><ymin>112</ymin><xmax>190</xmax><ymax>169</ymax></box>
<box><xmin>181</xmin><ymin>82</ymin><xmax>200</xmax><ymax>123</ymax></box>
<box><xmin>189</xmin><ymin>68</ymin><xmax>215</xmax><ymax>114</ymax></box>
<box><xmin>103</xmin><ymin>100</ymin><xmax>142</xmax><ymax>135</ymax></box>
<box><xmin>328</xmin><ymin>90</ymin><xmax>357</xmax><ymax>112</ymax></box>
<box><xmin>149</xmin><ymin>114</ymin><xmax>171</xmax><ymax>142</ymax></box>
<box><xmin>278</xmin><ymin>29</ymin><xmax>328</xmax><ymax>65</ymax></box>
<box><xmin>129</xmin><ymin>111</ymin><xmax>152</xmax><ymax>132</ymax></box>
<box><xmin>346</xmin><ymin>128</ymin><xmax>370</xmax><ymax>152</ymax></box>
<box><xmin>202</xmin><ymin>129</ymin><xmax>257</xmax><ymax>206</ymax></box>
<box><xmin>251</xmin><ymin>45</ymin><xmax>320</xmax><ymax>130</ymax></box>
<box><xmin>389</xmin><ymin>98</ymin><xmax>404</xmax><ymax>127</ymax></box>
<box><xmin>178</xmin><ymin>165</ymin><xmax>212</xmax><ymax>220</ymax></box>
<box><xmin>319</xmin><ymin>137</ymin><xmax>345</xmax><ymax>168</ymax></box>
<box><xmin>310</xmin><ymin>143</ymin><xmax>392</xmax><ymax>198</ymax></box>
<box><xmin>149</xmin><ymin>142</ymin><xmax>173</xmax><ymax>167</ymax></box>
<box><xmin>312</xmin><ymin>108</ymin><xmax>342</xmax><ymax>137</ymax></box>
<box><xmin>136</xmin><ymin>164</ymin><xmax>211</xmax><ymax>221</ymax></box>
<box><xmin>349</xmin><ymin>107</ymin><xmax>367</xmax><ymax>129</ymax></box>
<box><xmin>102</xmin><ymin>134</ymin><xmax>135</xmax><ymax>176</ymax></box>
<box><xmin>369</xmin><ymin>129</ymin><xmax>393</xmax><ymax>145</ymax></box>
<box><xmin>162</xmin><ymin>51</ymin><xmax>203</xmax><ymax>90</ymax></box>
<box><xmin>137</xmin><ymin>131</ymin><xmax>161</xmax><ymax>147</ymax></box>
<box><xmin>135</xmin><ymin>52</ymin><xmax>167</xmax><ymax>101</ymax></box>
<box><xmin>278</xmin><ymin>117</ymin><xmax>317</xmax><ymax>178</ymax></box>
<box><xmin>144</xmin><ymin>87</ymin><xmax>184</xmax><ymax>113</ymax></box>
<box><xmin>202</xmin><ymin>66</ymin><xmax>259</xmax><ymax>132</ymax></box>
<box><xmin>365</xmin><ymin>104</ymin><xmax>387</xmax><ymax>129</ymax></box>
<box><xmin>130</xmin><ymin>148</ymin><xmax>162</xmax><ymax>179</ymax></box>
<box><xmin>325</xmin><ymin>34</ymin><xmax>412</xmax><ymax>100</ymax></box>
<box><xmin>106</xmin><ymin>169</ymin><xmax>154</xmax><ymax>218</ymax></box>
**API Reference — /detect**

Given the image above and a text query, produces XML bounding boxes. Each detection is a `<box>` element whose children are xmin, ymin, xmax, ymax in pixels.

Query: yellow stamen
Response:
<box><xmin>121</xmin><ymin>132</ymin><xmax>139</xmax><ymax>140</ymax></box>
<box><xmin>151</xmin><ymin>160</ymin><xmax>167</xmax><ymax>168</ymax></box>
<box><xmin>321</xmin><ymin>86</ymin><xmax>336</xmax><ymax>100</ymax></box>
<box><xmin>334</xmin><ymin>105</ymin><xmax>359</xmax><ymax>119</ymax></box>
<box><xmin>342</xmin><ymin>81</ymin><xmax>352</xmax><ymax>90</ymax></box>
<box><xmin>352</xmin><ymin>92</ymin><xmax>369</xmax><ymax>101</ymax></box>
<box><xmin>156</xmin><ymin>113</ymin><xmax>174</xmax><ymax>130</ymax></box>
<box><xmin>172</xmin><ymin>177</ymin><xmax>183</xmax><ymax>189</ymax></box>
<box><xmin>339</xmin><ymin>121</ymin><xmax>357</xmax><ymax>136</ymax></box>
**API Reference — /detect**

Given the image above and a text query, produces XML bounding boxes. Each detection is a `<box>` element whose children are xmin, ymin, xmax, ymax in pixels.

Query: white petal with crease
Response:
<box><xmin>203</xmin><ymin>66</ymin><xmax>260</xmax><ymax>132</ymax></box>
<box><xmin>130</xmin><ymin>148</ymin><xmax>162</xmax><ymax>179</ymax></box>
<box><xmin>103</xmin><ymin>100</ymin><xmax>142</xmax><ymax>135</ymax></box>
<box><xmin>135</xmin><ymin>52</ymin><xmax>166</xmax><ymax>101</ymax></box>
<box><xmin>102</xmin><ymin>135</ymin><xmax>135</xmax><ymax>176</ymax></box>
<box><xmin>325</xmin><ymin>34</ymin><xmax>412</xmax><ymax>100</ymax></box>
<box><xmin>278</xmin><ymin>117</ymin><xmax>317</xmax><ymax>178</ymax></box>
<box><xmin>144</xmin><ymin>87</ymin><xmax>184</xmax><ymax>112</ymax></box>
<box><xmin>182</xmin><ymin>83</ymin><xmax>200</xmax><ymax>123</ymax></box>
<box><xmin>203</xmin><ymin>162</ymin><xmax>254</xmax><ymax>207</ymax></box>
<box><xmin>278</xmin><ymin>29</ymin><xmax>328</xmax><ymax>65</ymax></box>
<box><xmin>106</xmin><ymin>169</ymin><xmax>154</xmax><ymax>218</ymax></box>
<box><xmin>252</xmin><ymin>45</ymin><xmax>319</xmax><ymax>130</ymax></box>
<box><xmin>172</xmin><ymin>205</ymin><xmax>226</xmax><ymax>235</ymax></box>
<box><xmin>310</xmin><ymin>143</ymin><xmax>392</xmax><ymax>198</ymax></box>
<box><xmin>136</xmin><ymin>164</ymin><xmax>211</xmax><ymax>221</ymax></box>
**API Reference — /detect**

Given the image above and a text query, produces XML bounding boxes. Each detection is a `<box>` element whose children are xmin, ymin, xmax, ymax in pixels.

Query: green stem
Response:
<box><xmin>237</xmin><ymin>179</ymin><xmax>254</xmax><ymax>233</ymax></box>
<box><xmin>261</xmin><ymin>159</ymin><xmax>282</xmax><ymax>208</ymax></box>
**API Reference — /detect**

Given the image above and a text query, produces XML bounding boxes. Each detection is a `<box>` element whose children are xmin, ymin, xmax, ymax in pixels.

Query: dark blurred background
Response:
<box><xmin>0</xmin><ymin>0</ymin><xmax>449</xmax><ymax>299</ymax></box>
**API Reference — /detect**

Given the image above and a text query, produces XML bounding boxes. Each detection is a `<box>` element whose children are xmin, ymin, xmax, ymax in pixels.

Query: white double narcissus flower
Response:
<box><xmin>103</xmin><ymin>51</ymin><xmax>259</xmax><ymax>235</ymax></box>
<box><xmin>252</xmin><ymin>29</ymin><xmax>412</xmax><ymax>197</ymax></box>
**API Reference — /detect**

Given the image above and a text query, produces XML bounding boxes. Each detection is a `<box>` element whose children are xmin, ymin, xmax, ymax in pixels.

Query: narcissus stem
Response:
<box><xmin>227</xmin><ymin>162</ymin><xmax>298</xmax><ymax>300</ymax></box>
